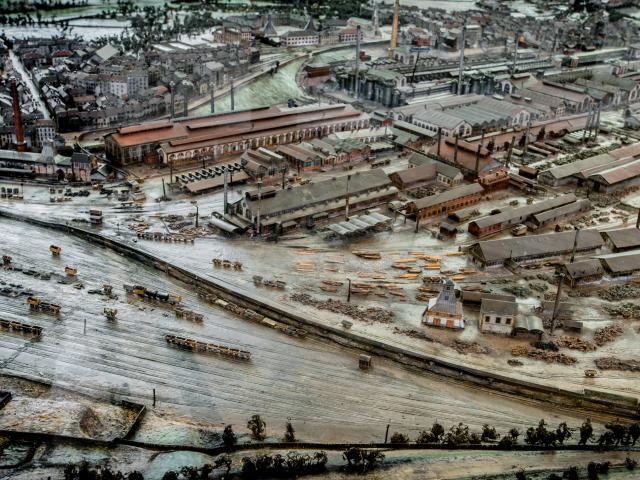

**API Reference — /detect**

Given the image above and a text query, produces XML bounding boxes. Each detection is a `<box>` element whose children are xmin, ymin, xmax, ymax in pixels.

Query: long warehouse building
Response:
<box><xmin>105</xmin><ymin>104</ymin><xmax>370</xmax><ymax>166</ymax></box>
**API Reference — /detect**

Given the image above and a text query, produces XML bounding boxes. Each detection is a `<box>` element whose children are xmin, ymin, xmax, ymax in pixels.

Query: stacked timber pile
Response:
<box><xmin>593</xmin><ymin>324</ymin><xmax>624</xmax><ymax>346</ymax></box>
<box><xmin>451</xmin><ymin>340</ymin><xmax>490</xmax><ymax>355</ymax></box>
<box><xmin>603</xmin><ymin>303</ymin><xmax>640</xmax><ymax>318</ymax></box>
<box><xmin>291</xmin><ymin>293</ymin><xmax>394</xmax><ymax>323</ymax></box>
<box><xmin>595</xmin><ymin>357</ymin><xmax>640</xmax><ymax>371</ymax></box>
<box><xmin>352</xmin><ymin>250</ymin><xmax>381</xmax><ymax>260</ymax></box>
<box><xmin>598</xmin><ymin>285</ymin><xmax>640</xmax><ymax>301</ymax></box>
<box><xmin>554</xmin><ymin>336</ymin><xmax>597</xmax><ymax>352</ymax></box>
<box><xmin>392</xmin><ymin>328</ymin><xmax>491</xmax><ymax>355</ymax></box>
<box><xmin>511</xmin><ymin>345</ymin><xmax>577</xmax><ymax>365</ymax></box>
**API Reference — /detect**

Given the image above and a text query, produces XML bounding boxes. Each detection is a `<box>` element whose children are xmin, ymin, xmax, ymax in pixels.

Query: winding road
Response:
<box><xmin>9</xmin><ymin>50</ymin><xmax>51</xmax><ymax>120</ymax></box>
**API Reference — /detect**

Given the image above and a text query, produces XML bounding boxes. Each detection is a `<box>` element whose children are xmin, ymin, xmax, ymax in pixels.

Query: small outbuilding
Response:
<box><xmin>561</xmin><ymin>259</ymin><xmax>604</xmax><ymax>287</ymax></box>
<box><xmin>479</xmin><ymin>298</ymin><xmax>518</xmax><ymax>335</ymax></box>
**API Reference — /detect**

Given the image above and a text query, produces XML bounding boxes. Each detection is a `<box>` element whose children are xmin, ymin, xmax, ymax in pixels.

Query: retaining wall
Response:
<box><xmin>1</xmin><ymin>210</ymin><xmax>639</xmax><ymax>421</ymax></box>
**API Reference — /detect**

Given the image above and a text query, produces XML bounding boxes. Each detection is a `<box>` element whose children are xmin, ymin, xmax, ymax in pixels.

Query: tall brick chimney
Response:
<box><xmin>11</xmin><ymin>79</ymin><xmax>26</xmax><ymax>152</ymax></box>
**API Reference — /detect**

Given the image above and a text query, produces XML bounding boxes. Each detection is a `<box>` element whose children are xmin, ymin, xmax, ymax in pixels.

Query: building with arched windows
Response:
<box><xmin>105</xmin><ymin>104</ymin><xmax>369</xmax><ymax>167</ymax></box>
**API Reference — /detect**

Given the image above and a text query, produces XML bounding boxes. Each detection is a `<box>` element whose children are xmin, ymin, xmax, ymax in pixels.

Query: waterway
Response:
<box><xmin>0</xmin><ymin>0</ymin><xmax>279</xmax><ymax>39</ymax></box>
<box><xmin>192</xmin><ymin>58</ymin><xmax>309</xmax><ymax>116</ymax></box>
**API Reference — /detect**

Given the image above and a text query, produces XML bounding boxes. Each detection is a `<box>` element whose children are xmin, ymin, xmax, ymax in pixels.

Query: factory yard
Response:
<box><xmin>4</xmin><ymin>0</ymin><xmax>640</xmax><ymax>477</ymax></box>
<box><xmin>1</xmin><ymin>216</ymin><xmax>598</xmax><ymax>449</ymax></box>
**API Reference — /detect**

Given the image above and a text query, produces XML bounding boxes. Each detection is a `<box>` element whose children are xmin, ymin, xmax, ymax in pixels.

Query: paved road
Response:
<box><xmin>9</xmin><ymin>50</ymin><xmax>51</xmax><ymax>120</ymax></box>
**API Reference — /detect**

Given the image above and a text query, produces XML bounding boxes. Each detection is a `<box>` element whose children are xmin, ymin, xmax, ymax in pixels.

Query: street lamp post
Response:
<box><xmin>191</xmin><ymin>200</ymin><xmax>199</xmax><ymax>228</ymax></box>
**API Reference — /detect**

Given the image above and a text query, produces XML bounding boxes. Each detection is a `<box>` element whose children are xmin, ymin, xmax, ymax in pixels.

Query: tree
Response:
<box><xmin>555</xmin><ymin>422</ymin><xmax>572</xmax><ymax>445</ymax></box>
<box><xmin>161</xmin><ymin>472</ymin><xmax>178</xmax><ymax>480</ymax></box>
<box><xmin>579</xmin><ymin>419</ymin><xmax>594</xmax><ymax>445</ymax></box>
<box><xmin>431</xmin><ymin>422</ymin><xmax>445</xmax><ymax>442</ymax></box>
<box><xmin>213</xmin><ymin>455</ymin><xmax>232</xmax><ymax>476</ymax></box>
<box><xmin>629</xmin><ymin>423</ymin><xmax>640</xmax><ymax>445</ymax></box>
<box><xmin>515</xmin><ymin>469</ymin><xmax>528</xmax><ymax>480</ymax></box>
<box><xmin>468</xmin><ymin>432</ymin><xmax>482</xmax><ymax>444</ymax></box>
<box><xmin>481</xmin><ymin>424</ymin><xmax>499</xmax><ymax>442</ymax></box>
<box><xmin>597</xmin><ymin>430</ymin><xmax>615</xmax><ymax>447</ymax></box>
<box><xmin>180</xmin><ymin>467</ymin><xmax>199</xmax><ymax>480</ymax></box>
<box><xmin>283</xmin><ymin>421</ymin><xmax>296</xmax><ymax>442</ymax></box>
<box><xmin>241</xmin><ymin>457</ymin><xmax>257</xmax><ymax>478</ymax></box>
<box><xmin>415</xmin><ymin>430</ymin><xmax>436</xmax><ymax>444</ymax></box>
<box><xmin>604</xmin><ymin>421</ymin><xmax>627</xmax><ymax>445</ymax></box>
<box><xmin>199</xmin><ymin>464</ymin><xmax>212</xmax><ymax>480</ymax></box>
<box><xmin>247</xmin><ymin>415</ymin><xmax>266</xmax><ymax>441</ymax></box>
<box><xmin>342</xmin><ymin>447</ymin><xmax>385</xmax><ymax>473</ymax></box>
<box><xmin>389</xmin><ymin>432</ymin><xmax>409</xmax><ymax>444</ymax></box>
<box><xmin>563</xmin><ymin>466</ymin><xmax>579</xmax><ymax>480</ymax></box>
<box><xmin>222</xmin><ymin>424</ymin><xmax>237</xmax><ymax>448</ymax></box>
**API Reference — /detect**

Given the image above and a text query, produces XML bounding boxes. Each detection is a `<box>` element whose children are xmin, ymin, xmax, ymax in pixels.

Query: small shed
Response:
<box><xmin>359</xmin><ymin>354</ymin><xmax>372</xmax><ymax>370</ymax></box>
<box><xmin>513</xmin><ymin>314</ymin><xmax>544</xmax><ymax>340</ymax></box>
<box><xmin>439</xmin><ymin>222</ymin><xmax>458</xmax><ymax>237</ymax></box>
<box><xmin>562</xmin><ymin>259</ymin><xmax>604</xmax><ymax>287</ymax></box>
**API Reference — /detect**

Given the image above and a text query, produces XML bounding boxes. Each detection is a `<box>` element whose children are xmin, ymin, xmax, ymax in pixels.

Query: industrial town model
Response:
<box><xmin>3</xmin><ymin>0</ymin><xmax>640</xmax><ymax>478</ymax></box>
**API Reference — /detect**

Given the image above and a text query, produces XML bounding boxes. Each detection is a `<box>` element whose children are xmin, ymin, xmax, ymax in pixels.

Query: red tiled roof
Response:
<box><xmin>111</xmin><ymin>105</ymin><xmax>365</xmax><ymax>152</ymax></box>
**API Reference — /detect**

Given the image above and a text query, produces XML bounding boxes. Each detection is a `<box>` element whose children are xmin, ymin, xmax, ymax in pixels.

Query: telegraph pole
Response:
<box><xmin>210</xmin><ymin>82</ymin><xmax>215</xmax><ymax>113</ymax></box>
<box><xmin>551</xmin><ymin>273</ymin><xmax>563</xmax><ymax>336</ymax></box>
<box><xmin>345</xmin><ymin>174</ymin><xmax>351</xmax><ymax>220</ymax></box>
<box><xmin>230</xmin><ymin>80</ymin><xmax>235</xmax><ymax>111</ymax></box>
<box><xmin>355</xmin><ymin>25</ymin><xmax>361</xmax><ymax>98</ymax></box>
<box><xmin>223</xmin><ymin>168</ymin><xmax>228</xmax><ymax>214</ymax></box>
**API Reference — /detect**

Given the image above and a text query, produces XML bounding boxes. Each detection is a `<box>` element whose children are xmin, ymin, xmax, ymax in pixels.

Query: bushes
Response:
<box><xmin>240</xmin><ymin>451</ymin><xmax>328</xmax><ymax>479</ymax></box>
<box><xmin>481</xmin><ymin>424</ymin><xmax>499</xmax><ymax>442</ymax></box>
<box><xmin>64</xmin><ymin>463</ymin><xmax>144</xmax><ymax>480</ymax></box>
<box><xmin>415</xmin><ymin>422</ymin><xmax>445</xmax><ymax>444</ymax></box>
<box><xmin>342</xmin><ymin>447</ymin><xmax>384</xmax><ymax>474</ymax></box>
<box><xmin>389</xmin><ymin>432</ymin><xmax>409</xmax><ymax>444</ymax></box>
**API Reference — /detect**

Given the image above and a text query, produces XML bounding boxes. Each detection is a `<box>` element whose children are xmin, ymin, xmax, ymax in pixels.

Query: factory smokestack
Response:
<box><xmin>458</xmin><ymin>23</ymin><xmax>466</xmax><ymax>95</ymax></box>
<box><xmin>388</xmin><ymin>0</ymin><xmax>400</xmax><ymax>59</ymax></box>
<box><xmin>11</xmin><ymin>79</ymin><xmax>26</xmax><ymax>152</ymax></box>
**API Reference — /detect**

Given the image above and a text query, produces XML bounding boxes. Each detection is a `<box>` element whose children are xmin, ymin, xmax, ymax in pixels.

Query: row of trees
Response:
<box><xmin>388</xmin><ymin>419</ymin><xmax>640</xmax><ymax>448</ymax></box>
<box><xmin>221</xmin><ymin>415</ymin><xmax>295</xmax><ymax>448</ymax></box>
<box><xmin>517</xmin><ymin>457</ymin><xmax>637</xmax><ymax>480</ymax></box>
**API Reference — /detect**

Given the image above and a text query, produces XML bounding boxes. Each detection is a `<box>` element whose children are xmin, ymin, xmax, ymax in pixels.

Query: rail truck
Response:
<box><xmin>124</xmin><ymin>284</ymin><xmax>182</xmax><ymax>305</ymax></box>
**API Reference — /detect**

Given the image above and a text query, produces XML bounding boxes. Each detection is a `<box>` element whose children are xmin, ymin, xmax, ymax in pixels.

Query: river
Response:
<box><xmin>192</xmin><ymin>58</ymin><xmax>309</xmax><ymax>116</ymax></box>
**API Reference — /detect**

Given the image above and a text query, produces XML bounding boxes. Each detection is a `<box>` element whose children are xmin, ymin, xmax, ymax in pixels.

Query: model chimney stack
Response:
<box><xmin>388</xmin><ymin>0</ymin><xmax>400</xmax><ymax>58</ymax></box>
<box><xmin>11</xmin><ymin>79</ymin><xmax>26</xmax><ymax>152</ymax></box>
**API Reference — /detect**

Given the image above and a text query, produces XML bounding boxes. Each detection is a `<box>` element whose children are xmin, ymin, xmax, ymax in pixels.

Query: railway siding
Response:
<box><xmin>2</xmin><ymin>209</ymin><xmax>638</xmax><ymax>421</ymax></box>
